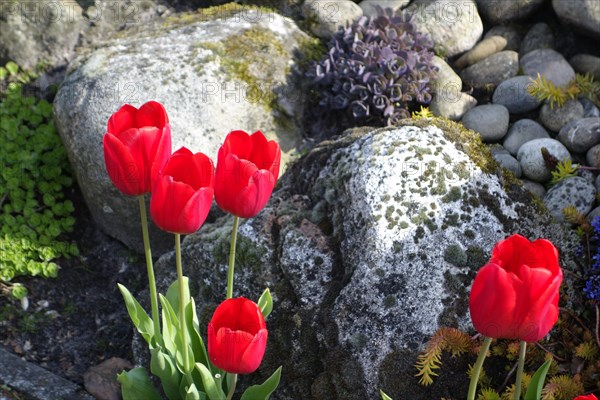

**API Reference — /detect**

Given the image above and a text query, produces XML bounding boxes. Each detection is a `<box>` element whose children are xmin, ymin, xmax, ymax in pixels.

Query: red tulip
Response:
<box><xmin>208</xmin><ymin>297</ymin><xmax>268</xmax><ymax>374</ymax></box>
<box><xmin>150</xmin><ymin>147</ymin><xmax>214</xmax><ymax>234</ymax></box>
<box><xmin>574</xmin><ymin>395</ymin><xmax>598</xmax><ymax>400</ymax></box>
<box><xmin>103</xmin><ymin>101</ymin><xmax>172</xmax><ymax>196</ymax></box>
<box><xmin>214</xmin><ymin>130</ymin><xmax>281</xmax><ymax>218</ymax></box>
<box><xmin>469</xmin><ymin>234</ymin><xmax>563</xmax><ymax>342</ymax></box>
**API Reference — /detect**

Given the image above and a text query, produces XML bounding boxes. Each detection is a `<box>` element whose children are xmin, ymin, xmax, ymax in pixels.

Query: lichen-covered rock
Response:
<box><xmin>151</xmin><ymin>120</ymin><xmax>578</xmax><ymax>399</ymax></box>
<box><xmin>543</xmin><ymin>177</ymin><xmax>596</xmax><ymax>221</ymax></box>
<box><xmin>53</xmin><ymin>9</ymin><xmax>307</xmax><ymax>253</ymax></box>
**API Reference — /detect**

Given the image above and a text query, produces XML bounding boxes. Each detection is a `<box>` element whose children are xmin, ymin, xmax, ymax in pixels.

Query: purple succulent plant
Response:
<box><xmin>309</xmin><ymin>8</ymin><xmax>438</xmax><ymax>127</ymax></box>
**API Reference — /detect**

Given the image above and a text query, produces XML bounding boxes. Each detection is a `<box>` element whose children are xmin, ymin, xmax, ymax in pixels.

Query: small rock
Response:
<box><xmin>431</xmin><ymin>56</ymin><xmax>462</xmax><ymax>100</ymax></box>
<box><xmin>303</xmin><ymin>0</ymin><xmax>363</xmax><ymax>39</ymax></box>
<box><xmin>84</xmin><ymin>357</ymin><xmax>133</xmax><ymax>400</ymax></box>
<box><xmin>552</xmin><ymin>0</ymin><xmax>600</xmax><ymax>41</ymax></box>
<box><xmin>520</xmin><ymin>48</ymin><xmax>576</xmax><ymax>88</ymax></box>
<box><xmin>570</xmin><ymin>54</ymin><xmax>600</xmax><ymax>81</ymax></box>
<box><xmin>587</xmin><ymin>205</ymin><xmax>600</xmax><ymax>221</ymax></box>
<box><xmin>579</xmin><ymin>168</ymin><xmax>595</xmax><ymax>183</ymax></box>
<box><xmin>520</xmin><ymin>22</ymin><xmax>554</xmax><ymax>56</ymax></box>
<box><xmin>460</xmin><ymin>50</ymin><xmax>519</xmax><ymax>89</ymax></box>
<box><xmin>491</xmin><ymin>147</ymin><xmax>522</xmax><ymax>177</ymax></box>
<box><xmin>455</xmin><ymin>35</ymin><xmax>507</xmax><ymax>68</ymax></box>
<box><xmin>517</xmin><ymin>138</ymin><xmax>571</xmax><ymax>182</ymax></box>
<box><xmin>595</xmin><ymin>175</ymin><xmax>600</xmax><ymax>192</ymax></box>
<box><xmin>586</xmin><ymin>143</ymin><xmax>600</xmax><ymax>168</ymax></box>
<box><xmin>407</xmin><ymin>0</ymin><xmax>483</xmax><ymax>57</ymax></box>
<box><xmin>503</xmin><ymin>119</ymin><xmax>550</xmax><ymax>155</ymax></box>
<box><xmin>521</xmin><ymin>179</ymin><xmax>547</xmax><ymax>198</ymax></box>
<box><xmin>492</xmin><ymin>76</ymin><xmax>543</xmax><ymax>114</ymax></box>
<box><xmin>539</xmin><ymin>99</ymin><xmax>585</xmax><ymax>132</ymax></box>
<box><xmin>543</xmin><ymin>177</ymin><xmax>596</xmax><ymax>221</ymax></box>
<box><xmin>462</xmin><ymin>104</ymin><xmax>510</xmax><ymax>142</ymax></box>
<box><xmin>430</xmin><ymin>92</ymin><xmax>477</xmax><ymax>120</ymax></box>
<box><xmin>581</xmin><ymin>97</ymin><xmax>600</xmax><ymax>118</ymax></box>
<box><xmin>358</xmin><ymin>0</ymin><xmax>410</xmax><ymax>16</ymax></box>
<box><xmin>477</xmin><ymin>0</ymin><xmax>547</xmax><ymax>23</ymax></box>
<box><xmin>485</xmin><ymin>25</ymin><xmax>521</xmax><ymax>51</ymax></box>
<box><xmin>557</xmin><ymin>117</ymin><xmax>600</xmax><ymax>153</ymax></box>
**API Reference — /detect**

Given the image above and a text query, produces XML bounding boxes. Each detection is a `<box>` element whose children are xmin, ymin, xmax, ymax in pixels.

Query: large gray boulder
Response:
<box><xmin>552</xmin><ymin>0</ymin><xmax>600</xmax><ymax>40</ymax></box>
<box><xmin>54</xmin><ymin>9</ymin><xmax>307</xmax><ymax>253</ymax></box>
<box><xmin>151</xmin><ymin>120</ymin><xmax>577</xmax><ymax>399</ymax></box>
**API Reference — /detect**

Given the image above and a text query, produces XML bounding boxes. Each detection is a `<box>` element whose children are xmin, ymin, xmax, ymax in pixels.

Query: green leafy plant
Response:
<box><xmin>0</xmin><ymin>62</ymin><xmax>78</xmax><ymax>299</ymax></box>
<box><xmin>549</xmin><ymin>159</ymin><xmax>579</xmax><ymax>186</ymax></box>
<box><xmin>411</xmin><ymin>106</ymin><xmax>434</xmax><ymax>120</ymax></box>
<box><xmin>528</xmin><ymin>73</ymin><xmax>600</xmax><ymax>109</ymax></box>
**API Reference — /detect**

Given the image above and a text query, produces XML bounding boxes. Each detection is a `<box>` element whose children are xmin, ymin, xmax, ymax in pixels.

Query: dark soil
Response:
<box><xmin>0</xmin><ymin>183</ymin><xmax>147</xmax><ymax>387</ymax></box>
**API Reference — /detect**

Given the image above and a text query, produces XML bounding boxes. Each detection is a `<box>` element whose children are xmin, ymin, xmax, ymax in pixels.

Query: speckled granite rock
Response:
<box><xmin>517</xmin><ymin>138</ymin><xmax>571</xmax><ymax>182</ymax></box>
<box><xmin>543</xmin><ymin>177</ymin><xmax>596</xmax><ymax>221</ymax></box>
<box><xmin>150</xmin><ymin>121</ymin><xmax>578</xmax><ymax>400</ymax></box>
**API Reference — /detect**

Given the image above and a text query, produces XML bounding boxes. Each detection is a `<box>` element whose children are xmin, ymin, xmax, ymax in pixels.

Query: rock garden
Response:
<box><xmin>0</xmin><ymin>0</ymin><xmax>599</xmax><ymax>399</ymax></box>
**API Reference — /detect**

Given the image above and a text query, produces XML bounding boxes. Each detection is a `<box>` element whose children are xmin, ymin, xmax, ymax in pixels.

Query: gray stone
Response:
<box><xmin>491</xmin><ymin>147</ymin><xmax>522</xmax><ymax>177</ymax></box>
<box><xmin>521</xmin><ymin>49</ymin><xmax>576</xmax><ymax>88</ymax></box>
<box><xmin>485</xmin><ymin>25</ymin><xmax>521</xmax><ymax>51</ymax></box>
<box><xmin>587</xmin><ymin>205</ymin><xmax>600</xmax><ymax>221</ymax></box>
<box><xmin>503</xmin><ymin>119</ymin><xmax>550</xmax><ymax>156</ymax></box>
<box><xmin>431</xmin><ymin>56</ymin><xmax>462</xmax><ymax>99</ymax></box>
<box><xmin>476</xmin><ymin>0</ymin><xmax>546</xmax><ymax>23</ymax></box>
<box><xmin>0</xmin><ymin>348</ymin><xmax>93</xmax><ymax>400</ymax></box>
<box><xmin>358</xmin><ymin>0</ymin><xmax>410</xmax><ymax>16</ymax></box>
<box><xmin>84</xmin><ymin>358</ymin><xmax>132</xmax><ymax>400</ymax></box>
<box><xmin>570</xmin><ymin>54</ymin><xmax>600</xmax><ymax>81</ymax></box>
<box><xmin>586</xmin><ymin>143</ymin><xmax>600</xmax><ymax>168</ymax></box>
<box><xmin>460</xmin><ymin>50</ymin><xmax>519</xmax><ymax>89</ymax></box>
<box><xmin>520</xmin><ymin>22</ymin><xmax>554</xmax><ymax>56</ymax></box>
<box><xmin>552</xmin><ymin>0</ymin><xmax>600</xmax><ymax>40</ymax></box>
<box><xmin>53</xmin><ymin>10</ymin><xmax>306</xmax><ymax>253</ymax></box>
<box><xmin>596</xmin><ymin>175</ymin><xmax>600</xmax><ymax>192</ymax></box>
<box><xmin>581</xmin><ymin>97</ymin><xmax>600</xmax><ymax>118</ymax></box>
<box><xmin>0</xmin><ymin>1</ymin><xmax>85</xmax><ymax>69</ymax></box>
<box><xmin>455</xmin><ymin>35</ymin><xmax>507</xmax><ymax>69</ymax></box>
<box><xmin>492</xmin><ymin>75</ymin><xmax>543</xmax><ymax>114</ymax></box>
<box><xmin>462</xmin><ymin>104</ymin><xmax>510</xmax><ymax>142</ymax></box>
<box><xmin>517</xmin><ymin>138</ymin><xmax>571</xmax><ymax>182</ymax></box>
<box><xmin>539</xmin><ymin>100</ymin><xmax>585</xmax><ymax>132</ymax></box>
<box><xmin>558</xmin><ymin>118</ymin><xmax>600</xmax><ymax>153</ymax></box>
<box><xmin>543</xmin><ymin>177</ymin><xmax>596</xmax><ymax>221</ymax></box>
<box><xmin>303</xmin><ymin>0</ymin><xmax>363</xmax><ymax>39</ymax></box>
<box><xmin>521</xmin><ymin>179</ymin><xmax>547</xmax><ymax>198</ymax></box>
<box><xmin>406</xmin><ymin>0</ymin><xmax>483</xmax><ymax>57</ymax></box>
<box><xmin>430</xmin><ymin>92</ymin><xmax>477</xmax><ymax>120</ymax></box>
<box><xmin>150</xmin><ymin>122</ymin><xmax>578</xmax><ymax>399</ymax></box>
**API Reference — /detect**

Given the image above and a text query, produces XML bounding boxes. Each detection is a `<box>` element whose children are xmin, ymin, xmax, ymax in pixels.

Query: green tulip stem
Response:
<box><xmin>226</xmin><ymin>216</ymin><xmax>240</xmax><ymax>299</ymax></box>
<box><xmin>175</xmin><ymin>233</ymin><xmax>190</xmax><ymax>372</ymax></box>
<box><xmin>514</xmin><ymin>341</ymin><xmax>527</xmax><ymax>400</ymax></box>
<box><xmin>467</xmin><ymin>336</ymin><xmax>492</xmax><ymax>400</ymax></box>
<box><xmin>138</xmin><ymin>196</ymin><xmax>161</xmax><ymax>345</ymax></box>
<box><xmin>226</xmin><ymin>373</ymin><xmax>237</xmax><ymax>400</ymax></box>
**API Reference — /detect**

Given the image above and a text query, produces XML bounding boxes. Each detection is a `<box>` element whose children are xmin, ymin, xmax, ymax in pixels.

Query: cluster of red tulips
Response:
<box><xmin>103</xmin><ymin>101</ymin><xmax>281</xmax><ymax>399</ymax></box>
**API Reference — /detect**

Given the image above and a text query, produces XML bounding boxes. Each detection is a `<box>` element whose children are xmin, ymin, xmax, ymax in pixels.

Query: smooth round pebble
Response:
<box><xmin>586</xmin><ymin>143</ymin><xmax>600</xmax><ymax>168</ymax></box>
<box><xmin>455</xmin><ymin>36</ymin><xmax>507</xmax><ymax>69</ymax></box>
<box><xmin>581</xmin><ymin>97</ymin><xmax>600</xmax><ymax>118</ymax></box>
<box><xmin>520</xmin><ymin>179</ymin><xmax>546</xmax><ymax>198</ymax></box>
<box><xmin>491</xmin><ymin>148</ymin><xmax>522</xmax><ymax>177</ymax></box>
<box><xmin>595</xmin><ymin>175</ymin><xmax>600</xmax><ymax>192</ymax></box>
<box><xmin>539</xmin><ymin>99</ymin><xmax>584</xmax><ymax>132</ymax></box>
<box><xmin>431</xmin><ymin>56</ymin><xmax>462</xmax><ymax>98</ymax></box>
<box><xmin>462</xmin><ymin>104</ymin><xmax>509</xmax><ymax>142</ymax></box>
<box><xmin>492</xmin><ymin>76</ymin><xmax>543</xmax><ymax>114</ymax></box>
<box><xmin>570</xmin><ymin>54</ymin><xmax>600</xmax><ymax>81</ymax></box>
<box><xmin>543</xmin><ymin>176</ymin><xmax>596</xmax><ymax>222</ymax></box>
<box><xmin>502</xmin><ymin>119</ymin><xmax>549</xmax><ymax>156</ymax></box>
<box><xmin>460</xmin><ymin>51</ymin><xmax>519</xmax><ymax>89</ymax></box>
<box><xmin>485</xmin><ymin>25</ymin><xmax>521</xmax><ymax>51</ymax></box>
<box><xmin>303</xmin><ymin>0</ymin><xmax>363</xmax><ymax>39</ymax></box>
<box><xmin>517</xmin><ymin>138</ymin><xmax>571</xmax><ymax>182</ymax></box>
<box><xmin>519</xmin><ymin>22</ymin><xmax>554</xmax><ymax>56</ymax></box>
<box><xmin>587</xmin><ymin>206</ymin><xmax>600</xmax><ymax>222</ymax></box>
<box><xmin>429</xmin><ymin>92</ymin><xmax>477</xmax><ymax>121</ymax></box>
<box><xmin>520</xmin><ymin>48</ymin><xmax>575</xmax><ymax>88</ymax></box>
<box><xmin>558</xmin><ymin>117</ymin><xmax>600</xmax><ymax>153</ymax></box>
<box><xmin>358</xmin><ymin>0</ymin><xmax>410</xmax><ymax>16</ymax></box>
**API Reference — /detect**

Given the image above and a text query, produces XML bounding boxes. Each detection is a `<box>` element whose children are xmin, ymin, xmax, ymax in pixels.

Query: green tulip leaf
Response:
<box><xmin>117</xmin><ymin>367</ymin><xmax>162</xmax><ymax>400</ymax></box>
<box><xmin>185</xmin><ymin>298</ymin><xmax>212</xmax><ymax>374</ymax></box>
<box><xmin>380</xmin><ymin>390</ymin><xmax>393</xmax><ymax>400</ymax></box>
<box><xmin>240</xmin><ymin>366</ymin><xmax>282</xmax><ymax>400</ymax></box>
<box><xmin>118</xmin><ymin>283</ymin><xmax>155</xmax><ymax>345</ymax></box>
<box><xmin>159</xmin><ymin>294</ymin><xmax>193</xmax><ymax>372</ymax></box>
<box><xmin>150</xmin><ymin>346</ymin><xmax>182</xmax><ymax>400</ymax></box>
<box><xmin>0</xmin><ymin>67</ymin><xmax>7</xmax><ymax>80</ymax></box>
<box><xmin>182</xmin><ymin>381</ymin><xmax>202</xmax><ymax>400</ymax></box>
<box><xmin>257</xmin><ymin>288</ymin><xmax>273</xmax><ymax>319</ymax></box>
<box><xmin>166</xmin><ymin>276</ymin><xmax>190</xmax><ymax>317</ymax></box>
<box><xmin>195</xmin><ymin>362</ymin><xmax>226</xmax><ymax>400</ymax></box>
<box><xmin>524</xmin><ymin>359</ymin><xmax>552</xmax><ymax>400</ymax></box>
<box><xmin>6</xmin><ymin>61</ymin><xmax>18</xmax><ymax>76</ymax></box>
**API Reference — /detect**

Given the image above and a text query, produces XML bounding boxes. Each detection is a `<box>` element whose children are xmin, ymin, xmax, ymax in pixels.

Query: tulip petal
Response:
<box><xmin>220</xmin><ymin>130</ymin><xmax>254</xmax><ymax>162</ymax></box>
<box><xmin>250</xmin><ymin>131</ymin><xmax>281</xmax><ymax>181</ymax></box>
<box><xmin>176</xmin><ymin>188</ymin><xmax>214</xmax><ymax>234</ymax></box>
<box><xmin>107</xmin><ymin>104</ymin><xmax>137</xmax><ymax>136</ymax></box>
<box><xmin>239</xmin><ymin>329</ymin><xmax>268</xmax><ymax>374</ymax></box>
<box><xmin>137</xmin><ymin>100</ymin><xmax>169</xmax><ymax>128</ymax></box>
<box><xmin>150</xmin><ymin>176</ymin><xmax>195</xmax><ymax>233</ymax></box>
<box><xmin>103</xmin><ymin>133</ymin><xmax>142</xmax><ymax>195</ymax></box>
<box><xmin>149</xmin><ymin>125</ymin><xmax>172</xmax><ymax>190</ymax></box>
<box><xmin>215</xmin><ymin>155</ymin><xmax>258</xmax><ymax>215</ymax></box>
<box><xmin>491</xmin><ymin>234</ymin><xmax>538</xmax><ymax>275</ymax></box>
<box><xmin>237</xmin><ymin>169</ymin><xmax>276</xmax><ymax>218</ymax></box>
<box><xmin>531</xmin><ymin>239</ymin><xmax>560</xmax><ymax>275</ymax></box>
<box><xmin>469</xmin><ymin>263</ymin><xmax>519</xmax><ymax>339</ymax></box>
